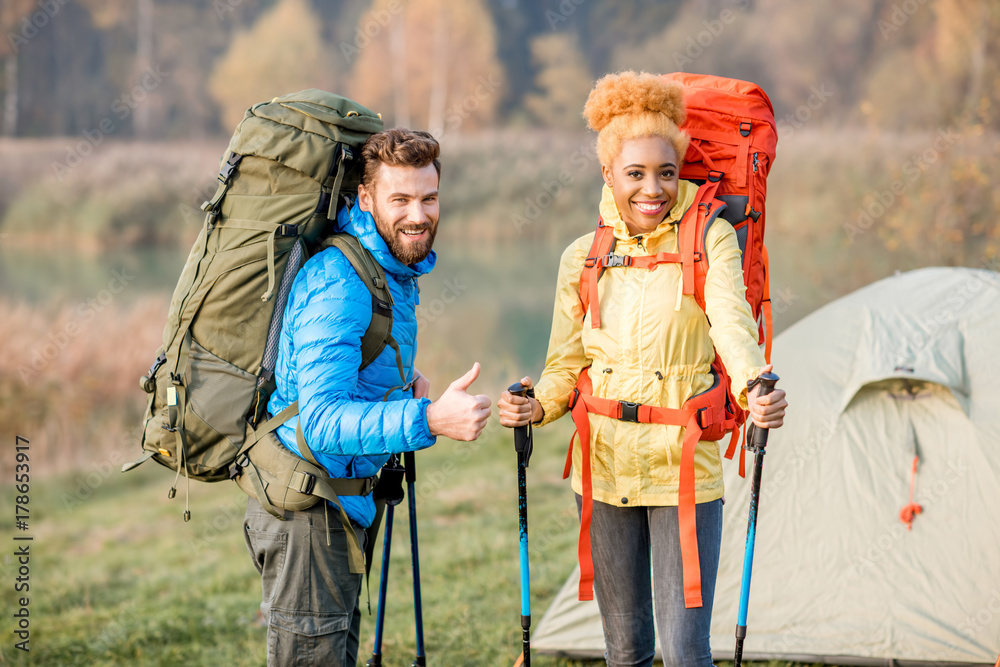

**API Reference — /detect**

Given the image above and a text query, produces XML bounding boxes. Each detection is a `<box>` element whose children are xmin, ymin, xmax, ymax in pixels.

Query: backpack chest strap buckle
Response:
<box><xmin>603</xmin><ymin>254</ymin><xmax>632</xmax><ymax>268</ymax></box>
<box><xmin>619</xmin><ymin>401</ymin><xmax>641</xmax><ymax>423</ymax></box>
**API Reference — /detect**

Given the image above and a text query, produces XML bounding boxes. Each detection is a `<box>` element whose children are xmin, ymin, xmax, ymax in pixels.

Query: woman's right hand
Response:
<box><xmin>498</xmin><ymin>376</ymin><xmax>543</xmax><ymax>428</ymax></box>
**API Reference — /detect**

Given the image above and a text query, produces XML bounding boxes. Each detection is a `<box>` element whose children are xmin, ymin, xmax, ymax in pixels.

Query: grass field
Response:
<box><xmin>1</xmin><ymin>417</ymin><xmax>838</xmax><ymax>667</ymax></box>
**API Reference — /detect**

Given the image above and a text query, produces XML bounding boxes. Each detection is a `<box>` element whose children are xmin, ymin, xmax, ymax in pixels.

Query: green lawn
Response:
<box><xmin>1</xmin><ymin>420</ymin><xmax>827</xmax><ymax>666</ymax></box>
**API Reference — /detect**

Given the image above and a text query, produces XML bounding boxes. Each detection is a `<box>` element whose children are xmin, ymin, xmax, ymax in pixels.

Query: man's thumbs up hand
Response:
<box><xmin>449</xmin><ymin>362</ymin><xmax>481</xmax><ymax>393</ymax></box>
<box><xmin>426</xmin><ymin>362</ymin><xmax>492</xmax><ymax>441</ymax></box>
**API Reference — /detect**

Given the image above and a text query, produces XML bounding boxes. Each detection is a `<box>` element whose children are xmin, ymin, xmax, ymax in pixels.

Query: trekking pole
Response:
<box><xmin>734</xmin><ymin>372</ymin><xmax>779</xmax><ymax>667</ymax></box>
<box><xmin>404</xmin><ymin>451</ymin><xmax>426</xmax><ymax>667</ymax></box>
<box><xmin>367</xmin><ymin>455</ymin><xmax>406</xmax><ymax>667</ymax></box>
<box><xmin>508</xmin><ymin>382</ymin><xmax>535</xmax><ymax>667</ymax></box>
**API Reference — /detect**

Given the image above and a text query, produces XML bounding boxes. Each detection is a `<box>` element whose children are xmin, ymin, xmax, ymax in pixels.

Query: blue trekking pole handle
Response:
<box><xmin>734</xmin><ymin>372</ymin><xmax>778</xmax><ymax>667</ymax></box>
<box><xmin>404</xmin><ymin>451</ymin><xmax>426</xmax><ymax>667</ymax></box>
<box><xmin>509</xmin><ymin>381</ymin><xmax>534</xmax><ymax>667</ymax></box>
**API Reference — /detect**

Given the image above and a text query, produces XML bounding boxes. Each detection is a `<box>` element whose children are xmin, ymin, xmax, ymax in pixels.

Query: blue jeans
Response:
<box><xmin>577</xmin><ymin>495</ymin><xmax>723</xmax><ymax>667</ymax></box>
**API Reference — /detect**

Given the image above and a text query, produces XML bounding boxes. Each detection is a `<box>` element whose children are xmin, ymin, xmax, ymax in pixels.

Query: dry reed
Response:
<box><xmin>1</xmin><ymin>295</ymin><xmax>167</xmax><ymax>477</ymax></box>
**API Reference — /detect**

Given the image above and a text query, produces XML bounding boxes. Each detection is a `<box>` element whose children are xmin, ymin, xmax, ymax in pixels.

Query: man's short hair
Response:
<box><xmin>361</xmin><ymin>128</ymin><xmax>441</xmax><ymax>190</ymax></box>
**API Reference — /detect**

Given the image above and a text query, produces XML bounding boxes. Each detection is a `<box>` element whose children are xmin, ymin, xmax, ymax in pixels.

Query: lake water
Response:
<box><xmin>0</xmin><ymin>236</ymin><xmax>567</xmax><ymax>395</ymax></box>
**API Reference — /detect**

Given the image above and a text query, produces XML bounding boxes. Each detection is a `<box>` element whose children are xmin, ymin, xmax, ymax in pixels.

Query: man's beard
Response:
<box><xmin>371</xmin><ymin>202</ymin><xmax>437</xmax><ymax>265</ymax></box>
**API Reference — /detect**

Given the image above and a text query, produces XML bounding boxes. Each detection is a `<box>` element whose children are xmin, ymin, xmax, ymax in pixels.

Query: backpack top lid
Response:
<box><xmin>224</xmin><ymin>89</ymin><xmax>385</xmax><ymax>185</ymax></box>
<box><xmin>661</xmin><ymin>72</ymin><xmax>777</xmax><ymax>172</ymax></box>
<box><xmin>662</xmin><ymin>72</ymin><xmax>776</xmax><ymax>122</ymax></box>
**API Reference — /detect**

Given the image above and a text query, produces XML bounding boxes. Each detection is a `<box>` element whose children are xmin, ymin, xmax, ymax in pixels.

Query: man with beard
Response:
<box><xmin>243</xmin><ymin>128</ymin><xmax>491</xmax><ymax>666</ymax></box>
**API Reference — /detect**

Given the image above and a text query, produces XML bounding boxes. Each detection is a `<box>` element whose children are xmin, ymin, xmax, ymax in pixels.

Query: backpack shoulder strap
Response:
<box><xmin>579</xmin><ymin>218</ymin><xmax>617</xmax><ymax>329</ymax></box>
<box><xmin>680</xmin><ymin>186</ymin><xmax>727</xmax><ymax>313</ymax></box>
<box><xmin>324</xmin><ymin>233</ymin><xmax>394</xmax><ymax>371</ymax></box>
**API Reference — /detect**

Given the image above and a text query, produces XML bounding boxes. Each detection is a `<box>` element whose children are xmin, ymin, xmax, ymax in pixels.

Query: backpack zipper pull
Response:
<box><xmin>753</xmin><ymin>152</ymin><xmax>759</xmax><ymax>173</ymax></box>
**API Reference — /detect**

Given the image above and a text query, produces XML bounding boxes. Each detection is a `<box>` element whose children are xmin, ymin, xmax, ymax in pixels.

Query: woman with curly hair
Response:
<box><xmin>498</xmin><ymin>71</ymin><xmax>787</xmax><ymax>666</ymax></box>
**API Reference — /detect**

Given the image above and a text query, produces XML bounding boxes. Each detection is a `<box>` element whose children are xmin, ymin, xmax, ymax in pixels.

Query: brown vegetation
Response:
<box><xmin>0</xmin><ymin>295</ymin><xmax>166</xmax><ymax>476</ymax></box>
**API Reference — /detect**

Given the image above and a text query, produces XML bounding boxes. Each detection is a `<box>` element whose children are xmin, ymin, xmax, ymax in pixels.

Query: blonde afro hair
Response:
<box><xmin>583</xmin><ymin>71</ymin><xmax>689</xmax><ymax>167</ymax></box>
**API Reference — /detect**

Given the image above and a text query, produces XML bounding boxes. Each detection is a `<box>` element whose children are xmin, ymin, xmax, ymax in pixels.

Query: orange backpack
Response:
<box><xmin>567</xmin><ymin>74</ymin><xmax>778</xmax><ymax>607</ymax></box>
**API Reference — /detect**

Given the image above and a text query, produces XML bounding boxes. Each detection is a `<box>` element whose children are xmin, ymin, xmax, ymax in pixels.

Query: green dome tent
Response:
<box><xmin>532</xmin><ymin>267</ymin><xmax>1000</xmax><ymax>665</ymax></box>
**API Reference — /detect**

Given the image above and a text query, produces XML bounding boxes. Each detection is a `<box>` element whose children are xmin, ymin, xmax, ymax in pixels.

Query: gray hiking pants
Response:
<box><xmin>578</xmin><ymin>494</ymin><xmax>723</xmax><ymax>667</ymax></box>
<box><xmin>244</xmin><ymin>497</ymin><xmax>367</xmax><ymax>667</ymax></box>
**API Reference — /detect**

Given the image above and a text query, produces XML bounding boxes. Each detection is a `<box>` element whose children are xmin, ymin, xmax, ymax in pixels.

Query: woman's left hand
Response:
<box><xmin>747</xmin><ymin>364</ymin><xmax>787</xmax><ymax>429</ymax></box>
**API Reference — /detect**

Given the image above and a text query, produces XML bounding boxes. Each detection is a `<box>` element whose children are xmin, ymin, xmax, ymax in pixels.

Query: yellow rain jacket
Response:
<box><xmin>534</xmin><ymin>179</ymin><xmax>766</xmax><ymax>507</ymax></box>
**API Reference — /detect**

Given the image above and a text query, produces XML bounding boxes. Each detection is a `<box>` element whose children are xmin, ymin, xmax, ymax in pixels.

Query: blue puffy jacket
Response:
<box><xmin>267</xmin><ymin>199</ymin><xmax>437</xmax><ymax>527</ymax></box>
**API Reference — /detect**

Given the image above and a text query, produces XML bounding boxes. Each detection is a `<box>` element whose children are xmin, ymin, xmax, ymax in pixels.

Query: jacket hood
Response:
<box><xmin>599</xmin><ymin>179</ymin><xmax>699</xmax><ymax>243</ymax></box>
<box><xmin>336</xmin><ymin>197</ymin><xmax>436</xmax><ymax>278</ymax></box>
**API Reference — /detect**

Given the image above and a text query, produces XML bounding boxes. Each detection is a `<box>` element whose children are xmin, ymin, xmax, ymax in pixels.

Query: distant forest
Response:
<box><xmin>1</xmin><ymin>0</ymin><xmax>998</xmax><ymax>138</ymax></box>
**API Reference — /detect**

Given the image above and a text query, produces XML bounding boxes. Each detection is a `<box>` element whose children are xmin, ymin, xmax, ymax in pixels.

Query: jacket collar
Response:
<box><xmin>599</xmin><ymin>179</ymin><xmax>699</xmax><ymax>243</ymax></box>
<box><xmin>336</xmin><ymin>197</ymin><xmax>436</xmax><ymax>278</ymax></box>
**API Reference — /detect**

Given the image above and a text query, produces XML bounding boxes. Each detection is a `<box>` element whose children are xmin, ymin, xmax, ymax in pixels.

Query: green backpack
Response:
<box><xmin>125</xmin><ymin>91</ymin><xmax>394</xmax><ymax>561</ymax></box>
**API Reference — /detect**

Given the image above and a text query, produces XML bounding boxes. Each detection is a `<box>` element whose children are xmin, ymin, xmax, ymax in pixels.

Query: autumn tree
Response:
<box><xmin>862</xmin><ymin>0</ymin><xmax>1000</xmax><ymax>130</ymax></box>
<box><xmin>347</xmin><ymin>0</ymin><xmax>503</xmax><ymax>136</ymax></box>
<box><xmin>209</xmin><ymin>0</ymin><xmax>334</xmax><ymax>130</ymax></box>
<box><xmin>523</xmin><ymin>33</ymin><xmax>592</xmax><ymax>129</ymax></box>
<box><xmin>0</xmin><ymin>0</ymin><xmax>35</xmax><ymax>135</ymax></box>
<box><xmin>2</xmin><ymin>1</ymin><xmax>113</xmax><ymax>136</ymax></box>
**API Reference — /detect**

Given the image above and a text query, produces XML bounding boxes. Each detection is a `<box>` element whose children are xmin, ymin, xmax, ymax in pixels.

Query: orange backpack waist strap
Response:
<box><xmin>564</xmin><ymin>367</ymin><xmax>739</xmax><ymax>608</ymax></box>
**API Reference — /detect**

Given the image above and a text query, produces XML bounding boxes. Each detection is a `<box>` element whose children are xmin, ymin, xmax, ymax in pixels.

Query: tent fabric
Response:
<box><xmin>532</xmin><ymin>268</ymin><xmax>1000</xmax><ymax>666</ymax></box>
